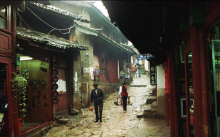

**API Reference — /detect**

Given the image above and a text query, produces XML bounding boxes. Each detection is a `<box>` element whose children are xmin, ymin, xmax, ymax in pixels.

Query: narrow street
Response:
<box><xmin>44</xmin><ymin>75</ymin><xmax>170</xmax><ymax>137</ymax></box>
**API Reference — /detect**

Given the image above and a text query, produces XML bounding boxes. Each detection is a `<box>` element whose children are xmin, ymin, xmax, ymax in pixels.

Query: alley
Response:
<box><xmin>44</xmin><ymin>75</ymin><xmax>170</xmax><ymax>137</ymax></box>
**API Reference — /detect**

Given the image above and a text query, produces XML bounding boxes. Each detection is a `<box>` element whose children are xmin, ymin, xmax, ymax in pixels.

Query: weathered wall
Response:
<box><xmin>157</xmin><ymin>64</ymin><xmax>166</xmax><ymax>116</ymax></box>
<box><xmin>71</xmin><ymin>52</ymin><xmax>81</xmax><ymax>110</ymax></box>
<box><xmin>76</xmin><ymin>30</ymin><xmax>94</xmax><ymax>107</ymax></box>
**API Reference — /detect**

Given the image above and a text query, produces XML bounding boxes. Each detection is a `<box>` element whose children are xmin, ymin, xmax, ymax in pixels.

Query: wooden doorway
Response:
<box><xmin>55</xmin><ymin>68</ymin><xmax>68</xmax><ymax>114</ymax></box>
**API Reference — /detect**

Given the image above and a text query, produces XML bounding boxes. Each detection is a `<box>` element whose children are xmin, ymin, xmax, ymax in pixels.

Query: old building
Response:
<box><xmin>50</xmin><ymin>1</ymin><xmax>137</xmax><ymax>109</ymax></box>
<box><xmin>1</xmin><ymin>1</ymin><xmax>137</xmax><ymax>136</ymax></box>
<box><xmin>0</xmin><ymin>1</ymin><xmax>90</xmax><ymax>136</ymax></box>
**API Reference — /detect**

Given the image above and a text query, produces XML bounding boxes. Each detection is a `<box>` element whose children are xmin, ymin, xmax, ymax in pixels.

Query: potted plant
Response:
<box><xmin>11</xmin><ymin>72</ymin><xmax>27</xmax><ymax>125</ymax></box>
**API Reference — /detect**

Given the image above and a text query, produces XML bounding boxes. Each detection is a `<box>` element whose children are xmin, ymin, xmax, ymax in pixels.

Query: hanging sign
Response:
<box><xmin>150</xmin><ymin>59</ymin><xmax>157</xmax><ymax>85</ymax></box>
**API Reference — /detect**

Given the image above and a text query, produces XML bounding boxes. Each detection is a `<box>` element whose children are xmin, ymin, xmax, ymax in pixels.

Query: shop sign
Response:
<box><xmin>150</xmin><ymin>60</ymin><xmax>157</xmax><ymax>85</ymax></box>
<box><xmin>138</xmin><ymin>54</ymin><xmax>154</xmax><ymax>60</ymax></box>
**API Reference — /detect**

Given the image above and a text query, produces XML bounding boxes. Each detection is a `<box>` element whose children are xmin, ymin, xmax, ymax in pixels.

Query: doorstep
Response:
<box><xmin>20</xmin><ymin>121</ymin><xmax>55</xmax><ymax>137</ymax></box>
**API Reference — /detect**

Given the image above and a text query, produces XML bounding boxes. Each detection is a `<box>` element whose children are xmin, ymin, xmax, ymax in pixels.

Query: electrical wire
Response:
<box><xmin>17</xmin><ymin>9</ymin><xmax>31</xmax><ymax>30</ymax></box>
<box><xmin>52</xmin><ymin>6</ymin><xmax>85</xmax><ymax>35</ymax></box>
<box><xmin>25</xmin><ymin>5</ymin><xmax>86</xmax><ymax>35</ymax></box>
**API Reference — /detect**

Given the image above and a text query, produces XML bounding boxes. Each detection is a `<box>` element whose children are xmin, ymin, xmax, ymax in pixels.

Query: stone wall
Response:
<box><xmin>75</xmin><ymin>31</ymin><xmax>94</xmax><ymax>109</ymax></box>
<box><xmin>88</xmin><ymin>82</ymin><xmax>120</xmax><ymax>102</ymax></box>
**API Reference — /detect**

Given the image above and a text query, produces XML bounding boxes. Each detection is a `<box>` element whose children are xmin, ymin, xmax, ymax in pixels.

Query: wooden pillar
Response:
<box><xmin>165</xmin><ymin>60</ymin><xmax>170</xmax><ymax>124</ymax></box>
<box><xmin>12</xmin><ymin>5</ymin><xmax>20</xmax><ymax>137</ymax></box>
<box><xmin>168</xmin><ymin>51</ymin><xmax>177</xmax><ymax>137</ymax></box>
<box><xmin>199</xmin><ymin>28</ymin><xmax>209</xmax><ymax>137</ymax></box>
<box><xmin>190</xmin><ymin>26</ymin><xmax>203</xmax><ymax>137</ymax></box>
<box><xmin>184</xmin><ymin>48</ymin><xmax>191</xmax><ymax>137</ymax></box>
<box><xmin>68</xmin><ymin>54</ymin><xmax>74</xmax><ymax>112</ymax></box>
<box><xmin>183</xmin><ymin>32</ymin><xmax>191</xmax><ymax>137</ymax></box>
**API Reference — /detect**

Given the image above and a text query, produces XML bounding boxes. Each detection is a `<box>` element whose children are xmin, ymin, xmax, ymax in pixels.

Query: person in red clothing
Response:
<box><xmin>119</xmin><ymin>82</ymin><xmax>128</xmax><ymax>112</ymax></box>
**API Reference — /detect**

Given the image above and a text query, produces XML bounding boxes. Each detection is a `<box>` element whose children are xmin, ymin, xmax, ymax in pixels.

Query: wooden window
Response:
<box><xmin>0</xmin><ymin>6</ymin><xmax>7</xmax><ymax>30</ymax></box>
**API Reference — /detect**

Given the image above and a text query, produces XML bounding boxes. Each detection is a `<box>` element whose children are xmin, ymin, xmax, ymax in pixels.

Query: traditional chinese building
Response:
<box><xmin>50</xmin><ymin>1</ymin><xmax>137</xmax><ymax>109</ymax></box>
<box><xmin>15</xmin><ymin>1</ymin><xmax>89</xmax><ymax>136</ymax></box>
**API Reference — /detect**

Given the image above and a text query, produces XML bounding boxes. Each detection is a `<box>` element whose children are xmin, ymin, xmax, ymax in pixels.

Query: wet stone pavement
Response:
<box><xmin>44</xmin><ymin>75</ymin><xmax>170</xmax><ymax>137</ymax></box>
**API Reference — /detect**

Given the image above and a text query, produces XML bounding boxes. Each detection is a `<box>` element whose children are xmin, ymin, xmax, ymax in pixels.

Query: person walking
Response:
<box><xmin>133</xmin><ymin>65</ymin><xmax>137</xmax><ymax>77</ymax></box>
<box><xmin>137</xmin><ymin>64</ymin><xmax>141</xmax><ymax>77</ymax></box>
<box><xmin>120</xmin><ymin>69</ymin><xmax>125</xmax><ymax>79</ymax></box>
<box><xmin>90</xmin><ymin>83</ymin><xmax>104</xmax><ymax>122</ymax></box>
<box><xmin>119</xmin><ymin>82</ymin><xmax>128</xmax><ymax>112</ymax></box>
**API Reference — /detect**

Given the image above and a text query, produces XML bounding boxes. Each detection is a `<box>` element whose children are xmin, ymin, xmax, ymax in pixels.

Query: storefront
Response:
<box><xmin>16</xmin><ymin>27</ymin><xmax>87</xmax><ymax>136</ymax></box>
<box><xmin>208</xmin><ymin>25</ymin><xmax>220</xmax><ymax>137</ymax></box>
<box><xmin>16</xmin><ymin>54</ymin><xmax>53</xmax><ymax>135</ymax></box>
<box><xmin>171</xmin><ymin>2</ymin><xmax>220</xmax><ymax>137</ymax></box>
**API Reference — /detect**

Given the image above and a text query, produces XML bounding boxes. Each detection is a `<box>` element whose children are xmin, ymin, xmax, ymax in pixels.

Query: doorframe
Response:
<box><xmin>0</xmin><ymin>57</ymin><xmax>18</xmax><ymax>137</ymax></box>
<box><xmin>184</xmin><ymin>49</ymin><xmax>192</xmax><ymax>137</ymax></box>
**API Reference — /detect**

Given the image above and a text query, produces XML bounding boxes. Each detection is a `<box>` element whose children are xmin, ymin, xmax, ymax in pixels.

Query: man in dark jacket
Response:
<box><xmin>90</xmin><ymin>83</ymin><xmax>104</xmax><ymax>122</ymax></box>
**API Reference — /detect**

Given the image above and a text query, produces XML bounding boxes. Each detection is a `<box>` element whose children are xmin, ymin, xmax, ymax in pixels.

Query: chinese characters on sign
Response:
<box><xmin>150</xmin><ymin>60</ymin><xmax>157</xmax><ymax>85</ymax></box>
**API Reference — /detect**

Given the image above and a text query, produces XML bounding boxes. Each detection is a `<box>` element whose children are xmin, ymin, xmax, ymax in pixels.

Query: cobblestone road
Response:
<box><xmin>44</xmin><ymin>75</ymin><xmax>170</xmax><ymax>137</ymax></box>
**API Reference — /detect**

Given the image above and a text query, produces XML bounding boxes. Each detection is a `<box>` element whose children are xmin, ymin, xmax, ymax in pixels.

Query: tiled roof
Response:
<box><xmin>75</xmin><ymin>25</ymin><xmax>136</xmax><ymax>54</ymax></box>
<box><xmin>27</xmin><ymin>2</ymin><xmax>90</xmax><ymax>23</ymax></box>
<box><xmin>16</xmin><ymin>27</ymin><xmax>89</xmax><ymax>50</ymax></box>
<box><xmin>120</xmin><ymin>43</ymin><xmax>139</xmax><ymax>54</ymax></box>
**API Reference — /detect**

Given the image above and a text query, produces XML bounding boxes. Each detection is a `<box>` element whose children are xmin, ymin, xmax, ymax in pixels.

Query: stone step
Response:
<box><xmin>151</xmin><ymin>101</ymin><xmax>157</xmax><ymax>108</ymax></box>
<box><xmin>143</xmin><ymin>110</ymin><xmax>158</xmax><ymax>118</ymax></box>
<box><xmin>146</xmin><ymin>98</ymin><xmax>157</xmax><ymax>104</ymax></box>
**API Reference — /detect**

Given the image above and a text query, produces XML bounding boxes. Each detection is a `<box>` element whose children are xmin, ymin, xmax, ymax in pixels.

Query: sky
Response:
<box><xmin>93</xmin><ymin>1</ymin><xmax>133</xmax><ymax>46</ymax></box>
<box><xmin>93</xmin><ymin>1</ymin><xmax>109</xmax><ymax>17</ymax></box>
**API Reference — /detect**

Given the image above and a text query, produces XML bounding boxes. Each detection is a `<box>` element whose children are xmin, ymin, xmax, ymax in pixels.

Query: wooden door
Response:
<box><xmin>108</xmin><ymin>58</ymin><xmax>118</xmax><ymax>83</ymax></box>
<box><xmin>55</xmin><ymin>68</ymin><xmax>68</xmax><ymax>114</ymax></box>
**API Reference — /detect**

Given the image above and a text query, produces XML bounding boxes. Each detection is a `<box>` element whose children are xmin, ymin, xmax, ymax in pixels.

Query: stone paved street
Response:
<box><xmin>44</xmin><ymin>75</ymin><xmax>170</xmax><ymax>137</ymax></box>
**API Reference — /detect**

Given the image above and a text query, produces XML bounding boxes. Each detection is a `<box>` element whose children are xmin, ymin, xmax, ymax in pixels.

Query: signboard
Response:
<box><xmin>138</xmin><ymin>54</ymin><xmax>154</xmax><ymax>60</ymax></box>
<box><xmin>150</xmin><ymin>60</ymin><xmax>157</xmax><ymax>85</ymax></box>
